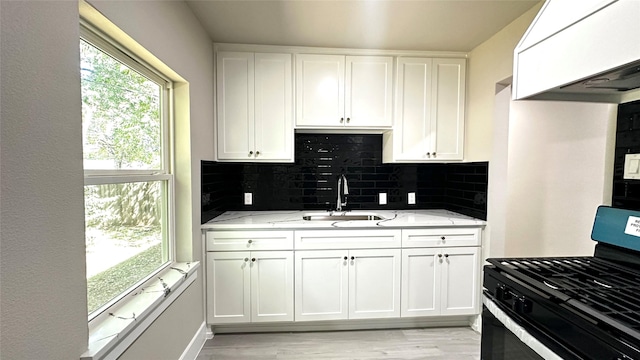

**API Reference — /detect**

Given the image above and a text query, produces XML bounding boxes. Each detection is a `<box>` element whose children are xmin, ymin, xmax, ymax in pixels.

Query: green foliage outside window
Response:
<box><xmin>81</xmin><ymin>38</ymin><xmax>167</xmax><ymax>315</ymax></box>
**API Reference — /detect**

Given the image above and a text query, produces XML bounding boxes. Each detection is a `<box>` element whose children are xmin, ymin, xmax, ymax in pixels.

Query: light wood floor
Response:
<box><xmin>196</xmin><ymin>327</ymin><xmax>480</xmax><ymax>359</ymax></box>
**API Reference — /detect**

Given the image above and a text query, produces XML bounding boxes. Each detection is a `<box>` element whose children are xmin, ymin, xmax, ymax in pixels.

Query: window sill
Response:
<box><xmin>81</xmin><ymin>261</ymin><xmax>200</xmax><ymax>360</ymax></box>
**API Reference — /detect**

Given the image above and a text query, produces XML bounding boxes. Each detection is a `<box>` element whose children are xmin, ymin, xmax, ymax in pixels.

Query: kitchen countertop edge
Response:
<box><xmin>201</xmin><ymin>210</ymin><xmax>486</xmax><ymax>230</ymax></box>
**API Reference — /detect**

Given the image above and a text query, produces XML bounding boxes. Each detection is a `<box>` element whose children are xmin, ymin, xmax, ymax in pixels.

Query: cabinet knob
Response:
<box><xmin>426</xmin><ymin>152</ymin><xmax>431</xmax><ymax>157</ymax></box>
<box><xmin>340</xmin><ymin>117</ymin><xmax>344</xmax><ymax>123</ymax></box>
<box><xmin>248</xmin><ymin>239</ymin><xmax>253</xmax><ymax>244</ymax></box>
<box><xmin>344</xmin><ymin>256</ymin><xmax>348</xmax><ymax>260</ymax></box>
<box><xmin>350</xmin><ymin>256</ymin><xmax>355</xmax><ymax>260</ymax></box>
<box><xmin>249</xmin><ymin>151</ymin><xmax>253</xmax><ymax>156</ymax></box>
<box><xmin>441</xmin><ymin>236</ymin><xmax>445</xmax><ymax>241</ymax></box>
<box><xmin>256</xmin><ymin>151</ymin><xmax>260</xmax><ymax>156</ymax></box>
<box><xmin>445</xmin><ymin>254</ymin><xmax>449</xmax><ymax>258</ymax></box>
<box><xmin>251</xmin><ymin>258</ymin><xmax>256</xmax><ymax>262</ymax></box>
<box><xmin>346</xmin><ymin>117</ymin><xmax>350</xmax><ymax>123</ymax></box>
<box><xmin>244</xmin><ymin>258</ymin><xmax>249</xmax><ymax>262</ymax></box>
<box><xmin>438</xmin><ymin>254</ymin><xmax>443</xmax><ymax>258</ymax></box>
<box><xmin>433</xmin><ymin>152</ymin><xmax>436</xmax><ymax>157</ymax></box>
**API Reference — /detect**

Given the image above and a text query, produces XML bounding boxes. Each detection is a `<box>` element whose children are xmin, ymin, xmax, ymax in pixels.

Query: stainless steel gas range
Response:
<box><xmin>482</xmin><ymin>206</ymin><xmax>640</xmax><ymax>359</ymax></box>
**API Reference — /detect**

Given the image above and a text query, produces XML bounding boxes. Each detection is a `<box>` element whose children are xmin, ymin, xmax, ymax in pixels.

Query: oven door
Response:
<box><xmin>482</xmin><ymin>295</ymin><xmax>562</xmax><ymax>360</ymax></box>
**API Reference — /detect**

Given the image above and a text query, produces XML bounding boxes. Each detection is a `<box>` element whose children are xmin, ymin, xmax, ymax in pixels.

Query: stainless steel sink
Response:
<box><xmin>302</xmin><ymin>212</ymin><xmax>385</xmax><ymax>221</ymax></box>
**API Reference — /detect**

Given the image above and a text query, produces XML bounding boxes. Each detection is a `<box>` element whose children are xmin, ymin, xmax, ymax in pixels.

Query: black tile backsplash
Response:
<box><xmin>613</xmin><ymin>99</ymin><xmax>640</xmax><ymax>210</ymax></box>
<box><xmin>202</xmin><ymin>134</ymin><xmax>488</xmax><ymax>223</ymax></box>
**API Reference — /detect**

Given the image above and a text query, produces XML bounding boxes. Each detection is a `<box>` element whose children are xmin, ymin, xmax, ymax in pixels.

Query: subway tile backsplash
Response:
<box><xmin>613</xmin><ymin>99</ymin><xmax>640</xmax><ymax>210</ymax></box>
<box><xmin>202</xmin><ymin>134</ymin><xmax>488</xmax><ymax>223</ymax></box>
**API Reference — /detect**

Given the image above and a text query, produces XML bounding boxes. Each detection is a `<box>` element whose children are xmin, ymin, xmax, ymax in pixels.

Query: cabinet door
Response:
<box><xmin>295</xmin><ymin>54</ymin><xmax>345</xmax><ymax>127</ymax></box>
<box><xmin>440</xmin><ymin>247</ymin><xmax>480</xmax><ymax>315</ymax></box>
<box><xmin>348</xmin><ymin>249</ymin><xmax>401</xmax><ymax>319</ymax></box>
<box><xmin>401</xmin><ymin>248</ymin><xmax>440</xmax><ymax>317</ymax></box>
<box><xmin>391</xmin><ymin>58</ymin><xmax>433</xmax><ymax>160</ymax></box>
<box><xmin>250</xmin><ymin>251</ymin><xmax>294</xmax><ymax>322</ymax></box>
<box><xmin>431</xmin><ymin>59</ymin><xmax>465</xmax><ymax>160</ymax></box>
<box><xmin>206</xmin><ymin>252</ymin><xmax>251</xmax><ymax>324</ymax></box>
<box><xmin>294</xmin><ymin>250</ymin><xmax>349</xmax><ymax>321</ymax></box>
<box><xmin>345</xmin><ymin>56</ymin><xmax>393</xmax><ymax>127</ymax></box>
<box><xmin>254</xmin><ymin>53</ymin><xmax>293</xmax><ymax>162</ymax></box>
<box><xmin>216</xmin><ymin>52</ymin><xmax>255</xmax><ymax>160</ymax></box>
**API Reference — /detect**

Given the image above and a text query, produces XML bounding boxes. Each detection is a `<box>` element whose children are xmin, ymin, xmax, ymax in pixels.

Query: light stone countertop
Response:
<box><xmin>201</xmin><ymin>209</ymin><xmax>486</xmax><ymax>230</ymax></box>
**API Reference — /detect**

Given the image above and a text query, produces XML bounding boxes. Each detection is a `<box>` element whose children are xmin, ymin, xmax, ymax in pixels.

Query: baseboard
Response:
<box><xmin>179</xmin><ymin>321</ymin><xmax>207</xmax><ymax>360</ymax></box>
<box><xmin>211</xmin><ymin>316</ymin><xmax>473</xmax><ymax>334</ymax></box>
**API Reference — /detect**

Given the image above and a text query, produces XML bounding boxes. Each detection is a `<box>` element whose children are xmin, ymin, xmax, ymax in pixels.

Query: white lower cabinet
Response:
<box><xmin>207</xmin><ymin>250</ymin><xmax>294</xmax><ymax>324</ymax></box>
<box><xmin>401</xmin><ymin>247</ymin><xmax>480</xmax><ymax>317</ymax></box>
<box><xmin>349</xmin><ymin>249</ymin><xmax>401</xmax><ymax>319</ymax></box>
<box><xmin>205</xmin><ymin>226</ymin><xmax>482</xmax><ymax>327</ymax></box>
<box><xmin>295</xmin><ymin>249</ymin><xmax>401</xmax><ymax>321</ymax></box>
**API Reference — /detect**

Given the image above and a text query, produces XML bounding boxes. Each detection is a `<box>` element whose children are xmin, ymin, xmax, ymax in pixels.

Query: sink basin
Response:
<box><xmin>302</xmin><ymin>212</ymin><xmax>386</xmax><ymax>221</ymax></box>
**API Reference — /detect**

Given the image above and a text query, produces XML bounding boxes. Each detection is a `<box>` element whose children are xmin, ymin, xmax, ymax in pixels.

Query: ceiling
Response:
<box><xmin>185</xmin><ymin>0</ymin><xmax>541</xmax><ymax>52</ymax></box>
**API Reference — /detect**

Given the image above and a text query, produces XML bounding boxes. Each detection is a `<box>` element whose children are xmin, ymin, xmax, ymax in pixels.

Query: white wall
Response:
<box><xmin>486</xmin><ymin>85</ymin><xmax>512</xmax><ymax>257</ymax></box>
<box><xmin>466</xmin><ymin>2</ymin><xmax>542</xmax><ymax>162</ymax></box>
<box><xmin>1</xmin><ymin>1</ymin><xmax>214</xmax><ymax>359</ymax></box>
<box><xmin>470</xmin><ymin>2</ymin><xmax>617</xmax><ymax>259</ymax></box>
<box><xmin>466</xmin><ymin>2</ymin><xmax>541</xmax><ymax>260</ymax></box>
<box><xmin>1</xmin><ymin>2</ymin><xmax>88</xmax><ymax>359</ymax></box>
<box><xmin>503</xmin><ymin>100</ymin><xmax>616</xmax><ymax>257</ymax></box>
<box><xmin>117</xmin><ymin>280</ymin><xmax>204</xmax><ymax>360</ymax></box>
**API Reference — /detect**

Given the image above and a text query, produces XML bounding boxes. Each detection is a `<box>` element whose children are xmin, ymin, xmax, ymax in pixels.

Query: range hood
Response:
<box><xmin>513</xmin><ymin>0</ymin><xmax>640</xmax><ymax>103</ymax></box>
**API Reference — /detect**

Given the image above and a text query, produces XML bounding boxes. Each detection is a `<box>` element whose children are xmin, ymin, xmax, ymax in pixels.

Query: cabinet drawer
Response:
<box><xmin>205</xmin><ymin>230</ymin><xmax>294</xmax><ymax>251</ymax></box>
<box><xmin>402</xmin><ymin>228</ymin><xmax>481</xmax><ymax>247</ymax></box>
<box><xmin>294</xmin><ymin>229</ymin><xmax>401</xmax><ymax>250</ymax></box>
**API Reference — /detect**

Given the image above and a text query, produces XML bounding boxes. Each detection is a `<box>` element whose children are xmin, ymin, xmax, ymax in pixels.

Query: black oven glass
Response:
<box><xmin>481</xmin><ymin>305</ymin><xmax>544</xmax><ymax>360</ymax></box>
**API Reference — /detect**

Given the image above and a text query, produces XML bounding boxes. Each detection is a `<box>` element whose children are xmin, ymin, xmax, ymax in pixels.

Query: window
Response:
<box><xmin>80</xmin><ymin>27</ymin><xmax>173</xmax><ymax>319</ymax></box>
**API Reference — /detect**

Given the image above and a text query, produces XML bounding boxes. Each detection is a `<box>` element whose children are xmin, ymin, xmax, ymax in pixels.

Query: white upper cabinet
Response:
<box><xmin>345</xmin><ymin>56</ymin><xmax>394</xmax><ymax>127</ymax></box>
<box><xmin>383</xmin><ymin>57</ymin><xmax>465</xmax><ymax>162</ymax></box>
<box><xmin>216</xmin><ymin>51</ymin><xmax>293</xmax><ymax>162</ymax></box>
<box><xmin>386</xmin><ymin>58</ymin><xmax>433</xmax><ymax>161</ymax></box>
<box><xmin>432</xmin><ymin>59</ymin><xmax>466</xmax><ymax>160</ymax></box>
<box><xmin>296</xmin><ymin>54</ymin><xmax>393</xmax><ymax>128</ymax></box>
<box><xmin>216</xmin><ymin>52</ymin><xmax>254</xmax><ymax>161</ymax></box>
<box><xmin>295</xmin><ymin>54</ymin><xmax>345</xmax><ymax>127</ymax></box>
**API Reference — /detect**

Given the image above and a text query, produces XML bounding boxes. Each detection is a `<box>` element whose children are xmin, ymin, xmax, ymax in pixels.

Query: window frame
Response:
<box><xmin>80</xmin><ymin>23</ymin><xmax>176</xmax><ymax>323</ymax></box>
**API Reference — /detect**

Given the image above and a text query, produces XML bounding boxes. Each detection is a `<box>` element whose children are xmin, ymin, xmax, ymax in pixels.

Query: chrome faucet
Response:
<box><xmin>336</xmin><ymin>174</ymin><xmax>349</xmax><ymax>211</ymax></box>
